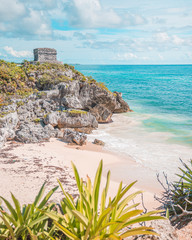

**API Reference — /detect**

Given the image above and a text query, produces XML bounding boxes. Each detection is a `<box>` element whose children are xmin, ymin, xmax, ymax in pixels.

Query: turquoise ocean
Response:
<box><xmin>76</xmin><ymin>65</ymin><xmax>192</xmax><ymax>183</ymax></box>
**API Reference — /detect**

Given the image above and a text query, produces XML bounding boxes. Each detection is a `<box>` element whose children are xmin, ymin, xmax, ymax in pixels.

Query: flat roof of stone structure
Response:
<box><xmin>34</xmin><ymin>48</ymin><xmax>57</xmax><ymax>53</ymax></box>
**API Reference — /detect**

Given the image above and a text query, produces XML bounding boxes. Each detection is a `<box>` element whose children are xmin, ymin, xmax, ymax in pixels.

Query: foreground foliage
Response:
<box><xmin>44</xmin><ymin>160</ymin><xmax>165</xmax><ymax>240</ymax></box>
<box><xmin>0</xmin><ymin>161</ymin><xmax>165</xmax><ymax>239</ymax></box>
<box><xmin>0</xmin><ymin>183</ymin><xmax>58</xmax><ymax>239</ymax></box>
<box><xmin>157</xmin><ymin>159</ymin><xmax>192</xmax><ymax>225</ymax></box>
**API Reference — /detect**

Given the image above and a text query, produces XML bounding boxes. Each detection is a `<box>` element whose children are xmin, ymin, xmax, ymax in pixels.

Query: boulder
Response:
<box><xmin>0</xmin><ymin>112</ymin><xmax>19</xmax><ymax>129</ymax></box>
<box><xmin>93</xmin><ymin>139</ymin><xmax>105</xmax><ymax>146</ymax></box>
<box><xmin>0</xmin><ymin>135</ymin><xmax>5</xmax><ymax>149</ymax></box>
<box><xmin>79</xmin><ymin>82</ymin><xmax>117</xmax><ymax>112</ymax></box>
<box><xmin>58</xmin><ymin>82</ymin><xmax>83</xmax><ymax>109</ymax></box>
<box><xmin>63</xmin><ymin>129</ymin><xmax>87</xmax><ymax>145</ymax></box>
<box><xmin>113</xmin><ymin>91</ymin><xmax>131</xmax><ymax>113</ymax></box>
<box><xmin>44</xmin><ymin>110</ymin><xmax>98</xmax><ymax>129</ymax></box>
<box><xmin>44</xmin><ymin>112</ymin><xmax>60</xmax><ymax>127</ymax></box>
<box><xmin>43</xmin><ymin>124</ymin><xmax>64</xmax><ymax>138</ymax></box>
<box><xmin>0</xmin><ymin>128</ymin><xmax>15</xmax><ymax>140</ymax></box>
<box><xmin>0</xmin><ymin>128</ymin><xmax>15</xmax><ymax>148</ymax></box>
<box><xmin>90</xmin><ymin>104</ymin><xmax>112</xmax><ymax>123</ymax></box>
<box><xmin>15</xmin><ymin>123</ymin><xmax>51</xmax><ymax>143</ymax></box>
<box><xmin>75</xmin><ymin>127</ymin><xmax>93</xmax><ymax>134</ymax></box>
<box><xmin>17</xmin><ymin>98</ymin><xmax>57</xmax><ymax>122</ymax></box>
<box><xmin>54</xmin><ymin>129</ymin><xmax>64</xmax><ymax>138</ymax></box>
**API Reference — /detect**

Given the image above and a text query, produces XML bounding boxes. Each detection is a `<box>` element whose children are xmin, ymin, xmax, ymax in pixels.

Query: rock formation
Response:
<box><xmin>0</xmin><ymin>60</ymin><xmax>132</xmax><ymax>147</ymax></box>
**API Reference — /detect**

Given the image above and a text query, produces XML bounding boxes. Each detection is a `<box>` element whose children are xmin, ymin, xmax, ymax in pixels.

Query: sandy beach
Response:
<box><xmin>0</xmin><ymin>138</ymin><xmax>161</xmax><ymax>211</ymax></box>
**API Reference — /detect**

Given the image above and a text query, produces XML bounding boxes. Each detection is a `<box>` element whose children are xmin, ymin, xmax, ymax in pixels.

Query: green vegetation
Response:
<box><xmin>45</xmin><ymin>160</ymin><xmax>164</xmax><ymax>239</ymax></box>
<box><xmin>0</xmin><ymin>111</ymin><xmax>15</xmax><ymax>118</ymax></box>
<box><xmin>16</xmin><ymin>101</ymin><xmax>24</xmax><ymax>107</ymax></box>
<box><xmin>34</xmin><ymin>118</ymin><xmax>41</xmax><ymax>123</ymax></box>
<box><xmin>0</xmin><ymin>183</ymin><xmax>58</xmax><ymax>239</ymax></box>
<box><xmin>0</xmin><ymin>59</ymin><xmax>113</xmax><ymax>103</ymax></box>
<box><xmin>87</xmin><ymin>76</ymin><xmax>113</xmax><ymax>95</ymax></box>
<box><xmin>0</xmin><ymin>161</ymin><xmax>165</xmax><ymax>239</ymax></box>
<box><xmin>157</xmin><ymin>159</ymin><xmax>192</xmax><ymax>225</ymax></box>
<box><xmin>63</xmin><ymin>109</ymin><xmax>88</xmax><ymax>116</ymax></box>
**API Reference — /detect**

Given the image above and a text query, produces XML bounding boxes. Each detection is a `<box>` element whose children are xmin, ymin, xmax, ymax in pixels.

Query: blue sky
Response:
<box><xmin>0</xmin><ymin>0</ymin><xmax>192</xmax><ymax>64</ymax></box>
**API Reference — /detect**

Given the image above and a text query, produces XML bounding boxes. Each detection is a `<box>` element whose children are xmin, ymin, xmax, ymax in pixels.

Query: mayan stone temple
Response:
<box><xmin>33</xmin><ymin>48</ymin><xmax>61</xmax><ymax>63</ymax></box>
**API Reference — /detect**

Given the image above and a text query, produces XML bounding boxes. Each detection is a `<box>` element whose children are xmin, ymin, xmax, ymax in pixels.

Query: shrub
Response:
<box><xmin>0</xmin><ymin>183</ymin><xmax>58</xmax><ymax>239</ymax></box>
<box><xmin>34</xmin><ymin>118</ymin><xmax>41</xmax><ymax>123</ymax></box>
<box><xmin>156</xmin><ymin>159</ymin><xmax>192</xmax><ymax>225</ymax></box>
<box><xmin>44</xmin><ymin>160</ymin><xmax>165</xmax><ymax>239</ymax></box>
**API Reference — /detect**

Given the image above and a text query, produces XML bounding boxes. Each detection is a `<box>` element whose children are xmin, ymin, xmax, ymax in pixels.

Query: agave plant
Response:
<box><xmin>170</xmin><ymin>160</ymin><xmax>192</xmax><ymax>219</ymax></box>
<box><xmin>0</xmin><ymin>182</ymin><xmax>58</xmax><ymax>239</ymax></box>
<box><xmin>44</xmin><ymin>160</ymin><xmax>165</xmax><ymax>240</ymax></box>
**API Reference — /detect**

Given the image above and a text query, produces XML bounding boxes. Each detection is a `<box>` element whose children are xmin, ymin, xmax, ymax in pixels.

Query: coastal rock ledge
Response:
<box><xmin>0</xmin><ymin>60</ymin><xmax>131</xmax><ymax>147</ymax></box>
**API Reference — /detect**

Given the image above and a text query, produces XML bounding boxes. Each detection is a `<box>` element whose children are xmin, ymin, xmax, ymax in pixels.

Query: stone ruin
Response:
<box><xmin>33</xmin><ymin>48</ymin><xmax>62</xmax><ymax>63</ymax></box>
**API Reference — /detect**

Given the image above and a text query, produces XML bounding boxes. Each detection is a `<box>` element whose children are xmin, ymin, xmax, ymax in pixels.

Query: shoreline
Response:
<box><xmin>0</xmin><ymin>138</ymin><xmax>161</xmax><ymax>210</ymax></box>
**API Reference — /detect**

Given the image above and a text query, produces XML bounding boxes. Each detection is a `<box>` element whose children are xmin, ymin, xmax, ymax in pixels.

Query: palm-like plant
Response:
<box><xmin>44</xmin><ymin>160</ymin><xmax>165</xmax><ymax>240</ymax></box>
<box><xmin>170</xmin><ymin>160</ymin><xmax>192</xmax><ymax>219</ymax></box>
<box><xmin>0</xmin><ymin>183</ymin><xmax>58</xmax><ymax>239</ymax></box>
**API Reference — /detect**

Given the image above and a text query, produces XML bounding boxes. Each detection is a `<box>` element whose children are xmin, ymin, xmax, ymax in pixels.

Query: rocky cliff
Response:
<box><xmin>0</xmin><ymin>60</ymin><xmax>131</xmax><ymax>148</ymax></box>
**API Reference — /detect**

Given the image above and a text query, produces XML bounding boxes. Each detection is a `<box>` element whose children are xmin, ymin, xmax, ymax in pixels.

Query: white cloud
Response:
<box><xmin>4</xmin><ymin>46</ymin><xmax>32</xmax><ymax>58</ymax></box>
<box><xmin>158</xmin><ymin>54</ymin><xmax>164</xmax><ymax>60</ymax></box>
<box><xmin>172</xmin><ymin>35</ymin><xmax>184</xmax><ymax>45</ymax></box>
<box><xmin>116</xmin><ymin>53</ymin><xmax>138</xmax><ymax>60</ymax></box>
<box><xmin>65</xmin><ymin>0</ymin><xmax>121</xmax><ymax>28</ymax></box>
<box><xmin>64</xmin><ymin>0</ymin><xmax>147</xmax><ymax>29</ymax></box>
<box><xmin>115</xmin><ymin>52</ymin><xmax>150</xmax><ymax>61</ymax></box>
<box><xmin>0</xmin><ymin>0</ymin><xmax>26</xmax><ymax>21</ymax></box>
<box><xmin>0</xmin><ymin>0</ymin><xmax>52</xmax><ymax>38</ymax></box>
<box><xmin>156</xmin><ymin>32</ymin><xmax>170</xmax><ymax>42</ymax></box>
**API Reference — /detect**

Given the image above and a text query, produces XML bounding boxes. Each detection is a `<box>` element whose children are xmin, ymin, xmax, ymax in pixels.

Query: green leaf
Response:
<box><xmin>124</xmin><ymin>216</ymin><xmax>166</xmax><ymax>227</ymax></box>
<box><xmin>38</xmin><ymin>186</ymin><xmax>58</xmax><ymax>209</ymax></box>
<box><xmin>11</xmin><ymin>193</ymin><xmax>23</xmax><ymax>225</ymax></box>
<box><xmin>120</xmin><ymin>226</ymin><xmax>158</xmax><ymax>238</ymax></box>
<box><xmin>71</xmin><ymin>161</ymin><xmax>81</xmax><ymax>192</ymax></box>
<box><xmin>72</xmin><ymin>210</ymin><xmax>89</xmax><ymax>227</ymax></box>
<box><xmin>53</xmin><ymin>221</ymin><xmax>79</xmax><ymax>240</ymax></box>
<box><xmin>92</xmin><ymin>160</ymin><xmax>103</xmax><ymax>213</ymax></box>
<box><xmin>0</xmin><ymin>215</ymin><xmax>16</xmax><ymax>240</ymax></box>
<box><xmin>28</xmin><ymin>215</ymin><xmax>49</xmax><ymax>228</ymax></box>
<box><xmin>84</xmin><ymin>216</ymin><xmax>93</xmax><ymax>240</ymax></box>
<box><xmin>0</xmin><ymin>197</ymin><xmax>17</xmax><ymax>221</ymax></box>
<box><xmin>34</xmin><ymin>182</ymin><xmax>46</xmax><ymax>207</ymax></box>
<box><xmin>27</xmin><ymin>227</ymin><xmax>38</xmax><ymax>240</ymax></box>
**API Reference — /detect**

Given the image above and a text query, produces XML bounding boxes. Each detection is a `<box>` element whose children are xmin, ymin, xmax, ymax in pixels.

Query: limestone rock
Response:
<box><xmin>58</xmin><ymin>82</ymin><xmax>83</xmax><ymax>109</ymax></box>
<box><xmin>93</xmin><ymin>139</ymin><xmax>105</xmax><ymax>146</ymax></box>
<box><xmin>79</xmin><ymin>82</ymin><xmax>117</xmax><ymax>112</ymax></box>
<box><xmin>44</xmin><ymin>110</ymin><xmax>98</xmax><ymax>129</ymax></box>
<box><xmin>63</xmin><ymin>129</ymin><xmax>87</xmax><ymax>145</ymax></box>
<box><xmin>44</xmin><ymin>112</ymin><xmax>60</xmax><ymax>127</ymax></box>
<box><xmin>0</xmin><ymin>128</ymin><xmax>15</xmax><ymax>140</ymax></box>
<box><xmin>75</xmin><ymin>127</ymin><xmax>94</xmax><ymax>134</ymax></box>
<box><xmin>58</xmin><ymin>111</ymin><xmax>98</xmax><ymax>129</ymax></box>
<box><xmin>0</xmin><ymin>112</ymin><xmax>19</xmax><ymax>129</ymax></box>
<box><xmin>0</xmin><ymin>128</ymin><xmax>15</xmax><ymax>148</ymax></box>
<box><xmin>43</xmin><ymin>89</ymin><xmax>59</xmax><ymax>101</ymax></box>
<box><xmin>90</xmin><ymin>104</ymin><xmax>112</xmax><ymax>123</ymax></box>
<box><xmin>17</xmin><ymin>98</ymin><xmax>57</xmax><ymax>122</ymax></box>
<box><xmin>15</xmin><ymin>123</ymin><xmax>51</xmax><ymax>143</ymax></box>
<box><xmin>54</xmin><ymin>129</ymin><xmax>64</xmax><ymax>138</ymax></box>
<box><xmin>113</xmin><ymin>91</ymin><xmax>131</xmax><ymax>113</ymax></box>
<box><xmin>0</xmin><ymin>135</ymin><xmax>5</xmax><ymax>149</ymax></box>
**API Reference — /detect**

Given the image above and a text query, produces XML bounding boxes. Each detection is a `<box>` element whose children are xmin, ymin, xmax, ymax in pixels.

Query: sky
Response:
<box><xmin>0</xmin><ymin>0</ymin><xmax>192</xmax><ymax>64</ymax></box>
